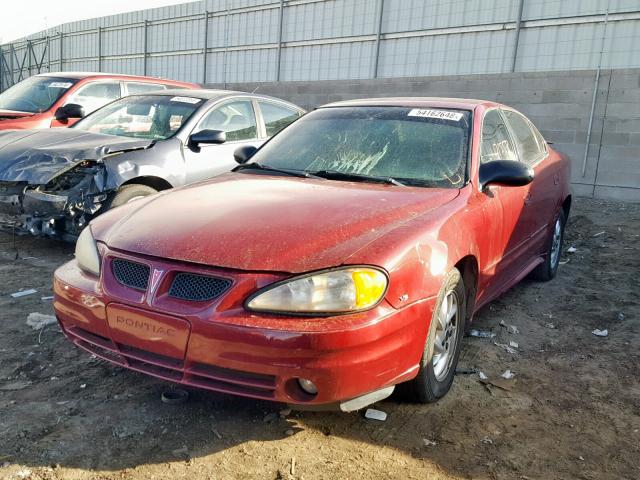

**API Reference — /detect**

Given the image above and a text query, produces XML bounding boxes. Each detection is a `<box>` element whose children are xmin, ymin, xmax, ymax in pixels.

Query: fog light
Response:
<box><xmin>298</xmin><ymin>378</ymin><xmax>318</xmax><ymax>395</ymax></box>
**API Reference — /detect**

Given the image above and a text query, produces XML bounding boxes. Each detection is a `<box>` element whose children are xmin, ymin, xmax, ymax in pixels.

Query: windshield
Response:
<box><xmin>73</xmin><ymin>94</ymin><xmax>204</xmax><ymax>140</ymax></box>
<box><xmin>248</xmin><ymin>106</ymin><xmax>471</xmax><ymax>188</ymax></box>
<box><xmin>0</xmin><ymin>76</ymin><xmax>77</xmax><ymax>113</ymax></box>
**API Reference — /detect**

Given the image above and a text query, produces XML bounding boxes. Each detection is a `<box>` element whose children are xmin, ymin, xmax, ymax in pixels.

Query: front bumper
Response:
<box><xmin>53</xmin><ymin>251</ymin><xmax>436</xmax><ymax>406</ymax></box>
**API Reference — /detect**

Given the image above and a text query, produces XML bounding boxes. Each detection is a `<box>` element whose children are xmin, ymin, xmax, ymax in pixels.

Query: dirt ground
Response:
<box><xmin>0</xmin><ymin>196</ymin><xmax>638</xmax><ymax>480</ymax></box>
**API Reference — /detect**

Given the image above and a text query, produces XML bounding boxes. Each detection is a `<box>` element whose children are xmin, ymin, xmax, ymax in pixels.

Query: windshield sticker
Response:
<box><xmin>48</xmin><ymin>82</ymin><xmax>73</xmax><ymax>89</ymax></box>
<box><xmin>170</xmin><ymin>96</ymin><xmax>201</xmax><ymax>104</ymax></box>
<box><xmin>408</xmin><ymin>108</ymin><xmax>463</xmax><ymax>121</ymax></box>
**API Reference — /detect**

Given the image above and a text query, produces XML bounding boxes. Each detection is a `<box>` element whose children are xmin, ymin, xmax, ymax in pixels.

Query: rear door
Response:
<box><xmin>477</xmin><ymin>109</ymin><xmax>533</xmax><ymax>302</ymax></box>
<box><xmin>183</xmin><ymin>98</ymin><xmax>263</xmax><ymax>183</ymax></box>
<box><xmin>502</xmin><ymin>109</ymin><xmax>558</xmax><ymax>255</ymax></box>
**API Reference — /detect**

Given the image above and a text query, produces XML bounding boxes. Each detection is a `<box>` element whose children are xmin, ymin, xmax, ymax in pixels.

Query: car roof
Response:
<box><xmin>34</xmin><ymin>72</ymin><xmax>192</xmax><ymax>83</ymax></box>
<box><xmin>144</xmin><ymin>88</ymin><xmax>304</xmax><ymax>107</ymax></box>
<box><xmin>321</xmin><ymin>97</ymin><xmax>501</xmax><ymax>110</ymax></box>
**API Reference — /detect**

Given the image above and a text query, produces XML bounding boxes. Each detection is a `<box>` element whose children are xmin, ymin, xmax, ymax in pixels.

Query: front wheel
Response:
<box><xmin>530</xmin><ymin>209</ymin><xmax>566</xmax><ymax>281</ymax></box>
<box><xmin>102</xmin><ymin>184</ymin><xmax>158</xmax><ymax>211</ymax></box>
<box><xmin>402</xmin><ymin>268</ymin><xmax>466</xmax><ymax>403</ymax></box>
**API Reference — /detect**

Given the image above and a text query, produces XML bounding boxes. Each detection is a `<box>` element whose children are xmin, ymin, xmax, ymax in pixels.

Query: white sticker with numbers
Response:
<box><xmin>170</xmin><ymin>96</ymin><xmax>201</xmax><ymax>104</ymax></box>
<box><xmin>48</xmin><ymin>82</ymin><xmax>73</xmax><ymax>89</ymax></box>
<box><xmin>408</xmin><ymin>108</ymin><xmax>463</xmax><ymax>121</ymax></box>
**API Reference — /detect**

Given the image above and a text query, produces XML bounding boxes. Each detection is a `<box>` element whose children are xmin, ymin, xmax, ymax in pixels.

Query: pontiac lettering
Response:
<box><xmin>116</xmin><ymin>315</ymin><xmax>176</xmax><ymax>337</ymax></box>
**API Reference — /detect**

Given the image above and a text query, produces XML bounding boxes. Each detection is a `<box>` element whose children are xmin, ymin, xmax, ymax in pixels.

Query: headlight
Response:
<box><xmin>246</xmin><ymin>267</ymin><xmax>388</xmax><ymax>314</ymax></box>
<box><xmin>75</xmin><ymin>226</ymin><xmax>101</xmax><ymax>276</ymax></box>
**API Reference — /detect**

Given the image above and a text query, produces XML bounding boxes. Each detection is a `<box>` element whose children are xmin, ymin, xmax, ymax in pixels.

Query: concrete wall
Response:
<box><xmin>210</xmin><ymin>68</ymin><xmax>640</xmax><ymax>201</ymax></box>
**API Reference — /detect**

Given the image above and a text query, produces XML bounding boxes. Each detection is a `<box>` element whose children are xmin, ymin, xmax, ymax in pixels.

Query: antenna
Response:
<box><xmin>251</xmin><ymin>85</ymin><xmax>259</xmax><ymax>94</ymax></box>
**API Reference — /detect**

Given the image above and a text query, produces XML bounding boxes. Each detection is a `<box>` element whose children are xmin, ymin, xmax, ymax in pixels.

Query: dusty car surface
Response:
<box><xmin>0</xmin><ymin>89</ymin><xmax>304</xmax><ymax>238</ymax></box>
<box><xmin>0</xmin><ymin>72</ymin><xmax>198</xmax><ymax>130</ymax></box>
<box><xmin>53</xmin><ymin>98</ymin><xmax>570</xmax><ymax>410</ymax></box>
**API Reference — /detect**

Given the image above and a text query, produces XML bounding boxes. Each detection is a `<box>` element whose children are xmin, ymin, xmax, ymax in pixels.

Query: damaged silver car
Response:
<box><xmin>0</xmin><ymin>89</ymin><xmax>304</xmax><ymax>239</ymax></box>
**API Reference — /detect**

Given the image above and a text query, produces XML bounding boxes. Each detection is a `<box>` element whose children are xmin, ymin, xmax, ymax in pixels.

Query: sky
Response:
<box><xmin>0</xmin><ymin>0</ymin><xmax>188</xmax><ymax>43</ymax></box>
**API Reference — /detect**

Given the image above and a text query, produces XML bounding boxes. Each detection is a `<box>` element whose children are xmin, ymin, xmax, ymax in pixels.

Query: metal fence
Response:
<box><xmin>1</xmin><ymin>0</ymin><xmax>639</xmax><ymax>91</ymax></box>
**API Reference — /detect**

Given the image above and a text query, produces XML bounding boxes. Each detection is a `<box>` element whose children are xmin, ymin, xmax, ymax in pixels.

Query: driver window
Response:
<box><xmin>66</xmin><ymin>82</ymin><xmax>121</xmax><ymax>115</ymax></box>
<box><xmin>197</xmin><ymin>100</ymin><xmax>257</xmax><ymax>142</ymax></box>
<box><xmin>481</xmin><ymin>110</ymin><xmax>518</xmax><ymax>164</ymax></box>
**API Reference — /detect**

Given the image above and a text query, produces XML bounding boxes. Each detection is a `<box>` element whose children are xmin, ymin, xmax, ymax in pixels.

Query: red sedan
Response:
<box><xmin>0</xmin><ymin>72</ymin><xmax>198</xmax><ymax>130</ymax></box>
<box><xmin>53</xmin><ymin>98</ymin><xmax>570</xmax><ymax>411</ymax></box>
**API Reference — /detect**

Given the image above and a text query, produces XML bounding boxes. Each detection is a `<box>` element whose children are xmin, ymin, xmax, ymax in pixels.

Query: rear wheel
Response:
<box><xmin>402</xmin><ymin>268</ymin><xmax>466</xmax><ymax>403</ymax></box>
<box><xmin>530</xmin><ymin>209</ymin><xmax>566</xmax><ymax>281</ymax></box>
<box><xmin>103</xmin><ymin>184</ymin><xmax>158</xmax><ymax>211</ymax></box>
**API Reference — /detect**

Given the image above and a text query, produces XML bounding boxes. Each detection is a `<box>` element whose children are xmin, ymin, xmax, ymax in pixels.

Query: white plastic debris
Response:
<box><xmin>10</xmin><ymin>289</ymin><xmax>37</xmax><ymax>298</ymax></box>
<box><xmin>501</xmin><ymin>370</ymin><xmax>515</xmax><ymax>379</ymax></box>
<box><xmin>469</xmin><ymin>329</ymin><xmax>496</xmax><ymax>338</ymax></box>
<box><xmin>567</xmin><ymin>246</ymin><xmax>578</xmax><ymax>253</ymax></box>
<box><xmin>478</xmin><ymin>371</ymin><xmax>488</xmax><ymax>380</ymax></box>
<box><xmin>364</xmin><ymin>408</ymin><xmax>387</xmax><ymax>421</ymax></box>
<box><xmin>509</xmin><ymin>340</ymin><xmax>519</xmax><ymax>349</ymax></box>
<box><xmin>481</xmin><ymin>436</ymin><xmax>493</xmax><ymax>445</ymax></box>
<box><xmin>41</xmin><ymin>296</ymin><xmax>54</xmax><ymax>301</ymax></box>
<box><xmin>80</xmin><ymin>384</ymin><xmax>87</xmax><ymax>389</ymax></box>
<box><xmin>617</xmin><ymin>313</ymin><xmax>625</xmax><ymax>321</ymax></box>
<box><xmin>592</xmin><ymin>329</ymin><xmax>608</xmax><ymax>337</ymax></box>
<box><xmin>26</xmin><ymin>313</ymin><xmax>57</xmax><ymax>330</ymax></box>
<box><xmin>508</xmin><ymin>325</ymin><xmax>520</xmax><ymax>334</ymax></box>
<box><xmin>423</xmin><ymin>438</ymin><xmax>437</xmax><ymax>446</ymax></box>
<box><xmin>494</xmin><ymin>342</ymin><xmax>518</xmax><ymax>354</ymax></box>
<box><xmin>593</xmin><ymin>231</ymin><xmax>605</xmax><ymax>237</ymax></box>
<box><xmin>545</xmin><ymin>322</ymin><xmax>556</xmax><ymax>329</ymax></box>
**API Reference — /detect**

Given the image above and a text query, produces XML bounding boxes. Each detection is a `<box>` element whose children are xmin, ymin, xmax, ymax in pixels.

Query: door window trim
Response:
<box><xmin>192</xmin><ymin>96</ymin><xmax>259</xmax><ymax>144</ymax></box>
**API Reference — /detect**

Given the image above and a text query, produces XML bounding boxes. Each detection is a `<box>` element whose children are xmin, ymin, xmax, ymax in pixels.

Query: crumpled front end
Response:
<box><xmin>0</xmin><ymin>161</ymin><xmax>110</xmax><ymax>239</ymax></box>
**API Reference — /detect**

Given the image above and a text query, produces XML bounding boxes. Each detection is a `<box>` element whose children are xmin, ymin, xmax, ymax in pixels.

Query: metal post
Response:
<box><xmin>59</xmin><ymin>32</ymin><xmax>63</xmax><ymax>71</ymax></box>
<box><xmin>372</xmin><ymin>0</ymin><xmax>385</xmax><ymax>78</ymax></box>
<box><xmin>47</xmin><ymin>36</ymin><xmax>51</xmax><ymax>72</ymax></box>
<box><xmin>511</xmin><ymin>0</ymin><xmax>525</xmax><ymax>72</ymax></box>
<box><xmin>581</xmin><ymin>6</ymin><xmax>610</xmax><ymax>177</ymax></box>
<box><xmin>97</xmin><ymin>27</ymin><xmax>102</xmax><ymax>71</ymax></box>
<box><xmin>202</xmin><ymin>11</ymin><xmax>209</xmax><ymax>85</ymax></box>
<box><xmin>143</xmin><ymin>20</ymin><xmax>149</xmax><ymax>75</ymax></box>
<box><xmin>0</xmin><ymin>48</ymin><xmax>4</xmax><ymax>92</ymax></box>
<box><xmin>9</xmin><ymin>43</ymin><xmax>14</xmax><ymax>86</ymax></box>
<box><xmin>223</xmin><ymin>2</ymin><xmax>230</xmax><ymax>89</ymax></box>
<box><xmin>275</xmin><ymin>0</ymin><xmax>284</xmax><ymax>82</ymax></box>
<box><xmin>27</xmin><ymin>40</ymin><xmax>32</xmax><ymax>77</ymax></box>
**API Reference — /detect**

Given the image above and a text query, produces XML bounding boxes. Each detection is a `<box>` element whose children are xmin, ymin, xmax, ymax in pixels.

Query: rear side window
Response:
<box><xmin>259</xmin><ymin>101</ymin><xmax>302</xmax><ymax>137</ymax></box>
<box><xmin>481</xmin><ymin>110</ymin><xmax>518</xmax><ymax>164</ymax></box>
<box><xmin>126</xmin><ymin>82</ymin><xmax>167</xmax><ymax>94</ymax></box>
<box><xmin>66</xmin><ymin>82</ymin><xmax>121</xmax><ymax>115</ymax></box>
<box><xmin>502</xmin><ymin>110</ymin><xmax>546</xmax><ymax>165</ymax></box>
<box><xmin>197</xmin><ymin>100</ymin><xmax>258</xmax><ymax>141</ymax></box>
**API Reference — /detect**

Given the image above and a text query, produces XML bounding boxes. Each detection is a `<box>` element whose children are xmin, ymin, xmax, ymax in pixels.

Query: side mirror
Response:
<box><xmin>234</xmin><ymin>145</ymin><xmax>258</xmax><ymax>164</ymax></box>
<box><xmin>188</xmin><ymin>129</ymin><xmax>226</xmax><ymax>149</ymax></box>
<box><xmin>55</xmin><ymin>103</ymin><xmax>85</xmax><ymax>121</ymax></box>
<box><xmin>479</xmin><ymin>160</ymin><xmax>534</xmax><ymax>190</ymax></box>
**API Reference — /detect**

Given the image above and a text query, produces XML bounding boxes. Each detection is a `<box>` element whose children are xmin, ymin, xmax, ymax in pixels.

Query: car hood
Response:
<box><xmin>97</xmin><ymin>173</ymin><xmax>459</xmax><ymax>273</ymax></box>
<box><xmin>0</xmin><ymin>129</ymin><xmax>155</xmax><ymax>184</ymax></box>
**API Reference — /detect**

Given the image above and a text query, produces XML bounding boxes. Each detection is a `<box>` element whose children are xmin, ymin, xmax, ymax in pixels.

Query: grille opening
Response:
<box><xmin>169</xmin><ymin>273</ymin><xmax>231</xmax><ymax>302</ymax></box>
<box><xmin>112</xmin><ymin>258</ymin><xmax>150</xmax><ymax>291</ymax></box>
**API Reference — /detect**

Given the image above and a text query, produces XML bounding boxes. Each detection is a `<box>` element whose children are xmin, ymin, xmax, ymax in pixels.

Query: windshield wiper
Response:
<box><xmin>311</xmin><ymin>170</ymin><xmax>406</xmax><ymax>187</ymax></box>
<box><xmin>234</xmin><ymin>163</ymin><xmax>321</xmax><ymax>179</ymax></box>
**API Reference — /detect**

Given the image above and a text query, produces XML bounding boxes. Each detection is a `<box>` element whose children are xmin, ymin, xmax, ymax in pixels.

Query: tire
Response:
<box><xmin>102</xmin><ymin>184</ymin><xmax>158</xmax><ymax>211</ymax></box>
<box><xmin>529</xmin><ymin>209</ymin><xmax>566</xmax><ymax>282</ymax></box>
<box><xmin>401</xmin><ymin>268</ymin><xmax>466</xmax><ymax>403</ymax></box>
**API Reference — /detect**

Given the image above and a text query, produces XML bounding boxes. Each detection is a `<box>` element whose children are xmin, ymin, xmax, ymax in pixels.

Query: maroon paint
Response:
<box><xmin>53</xmin><ymin>99</ymin><xmax>570</xmax><ymax>405</ymax></box>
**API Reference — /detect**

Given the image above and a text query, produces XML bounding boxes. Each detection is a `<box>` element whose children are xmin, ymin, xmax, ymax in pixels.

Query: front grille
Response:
<box><xmin>169</xmin><ymin>273</ymin><xmax>231</xmax><ymax>302</ymax></box>
<box><xmin>112</xmin><ymin>259</ymin><xmax>150</xmax><ymax>291</ymax></box>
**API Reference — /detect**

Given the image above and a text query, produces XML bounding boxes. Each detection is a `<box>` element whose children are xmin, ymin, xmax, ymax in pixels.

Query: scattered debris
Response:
<box><xmin>469</xmin><ymin>329</ymin><xmax>496</xmax><ymax>338</ymax></box>
<box><xmin>291</xmin><ymin>457</ymin><xmax>296</xmax><ymax>476</ymax></box>
<box><xmin>481</xmin><ymin>376</ymin><xmax>515</xmax><ymax>391</ymax></box>
<box><xmin>212</xmin><ymin>428</ymin><xmax>223</xmax><ymax>439</ymax></box>
<box><xmin>579</xmin><ymin>455</ymin><xmax>585</xmax><ymax>461</ymax></box>
<box><xmin>617</xmin><ymin>313</ymin><xmax>625</xmax><ymax>321</ymax></box>
<box><xmin>508</xmin><ymin>325</ymin><xmax>519</xmax><ymax>334</ymax></box>
<box><xmin>509</xmin><ymin>340</ymin><xmax>519</xmax><ymax>349</ymax></box>
<box><xmin>593</xmin><ymin>231</ymin><xmax>605</xmax><ymax>237</ymax></box>
<box><xmin>423</xmin><ymin>438</ymin><xmax>437</xmax><ymax>446</ymax></box>
<box><xmin>478</xmin><ymin>371</ymin><xmax>488</xmax><ymax>380</ymax></box>
<box><xmin>161</xmin><ymin>388</ymin><xmax>189</xmax><ymax>405</ymax></box>
<box><xmin>592</xmin><ymin>329</ymin><xmax>608</xmax><ymax>337</ymax></box>
<box><xmin>364</xmin><ymin>408</ymin><xmax>387</xmax><ymax>422</ymax></box>
<box><xmin>501</xmin><ymin>369</ymin><xmax>515</xmax><ymax>379</ymax></box>
<box><xmin>15</xmin><ymin>468</ymin><xmax>32</xmax><ymax>479</ymax></box>
<box><xmin>80</xmin><ymin>384</ymin><xmax>87</xmax><ymax>389</ymax></box>
<box><xmin>494</xmin><ymin>342</ymin><xmax>518</xmax><ymax>354</ymax></box>
<box><xmin>10</xmin><ymin>289</ymin><xmax>37</xmax><ymax>298</ymax></box>
<box><xmin>263</xmin><ymin>412</ymin><xmax>279</xmax><ymax>423</ymax></box>
<box><xmin>559</xmin><ymin>259</ymin><xmax>570</xmax><ymax>265</ymax></box>
<box><xmin>544</xmin><ymin>323</ymin><xmax>556</xmax><ymax>329</ymax></box>
<box><xmin>285</xmin><ymin>429</ymin><xmax>295</xmax><ymax>436</ymax></box>
<box><xmin>481</xmin><ymin>436</ymin><xmax>493</xmax><ymax>445</ymax></box>
<box><xmin>456</xmin><ymin>367</ymin><xmax>479</xmax><ymax>375</ymax></box>
<box><xmin>279</xmin><ymin>408</ymin><xmax>292</xmax><ymax>417</ymax></box>
<box><xmin>26</xmin><ymin>312</ymin><xmax>57</xmax><ymax>330</ymax></box>
<box><xmin>567</xmin><ymin>246</ymin><xmax>578</xmax><ymax>253</ymax></box>
<box><xmin>41</xmin><ymin>296</ymin><xmax>54</xmax><ymax>301</ymax></box>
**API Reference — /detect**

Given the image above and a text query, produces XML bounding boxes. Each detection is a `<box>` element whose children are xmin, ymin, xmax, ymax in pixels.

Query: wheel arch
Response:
<box><xmin>121</xmin><ymin>175</ymin><xmax>173</xmax><ymax>192</ymax></box>
<box><xmin>562</xmin><ymin>194</ymin><xmax>572</xmax><ymax>220</ymax></box>
<box><xmin>454</xmin><ymin>255</ymin><xmax>479</xmax><ymax>326</ymax></box>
